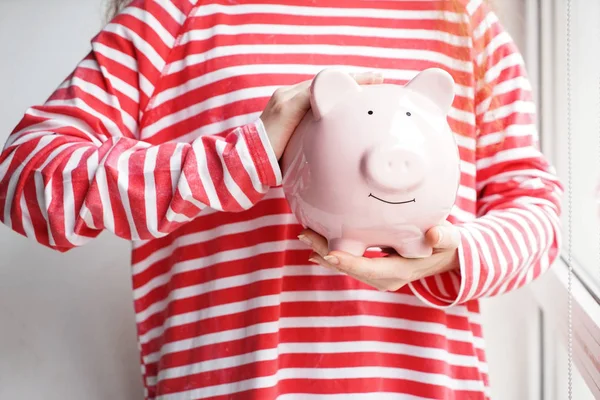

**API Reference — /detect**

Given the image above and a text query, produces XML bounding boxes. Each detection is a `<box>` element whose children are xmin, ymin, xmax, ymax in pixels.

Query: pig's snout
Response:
<box><xmin>363</xmin><ymin>146</ymin><xmax>426</xmax><ymax>192</ymax></box>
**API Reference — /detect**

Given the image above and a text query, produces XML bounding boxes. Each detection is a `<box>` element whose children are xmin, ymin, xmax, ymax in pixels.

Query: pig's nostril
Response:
<box><xmin>387</xmin><ymin>160</ymin><xmax>410</xmax><ymax>172</ymax></box>
<box><xmin>398</xmin><ymin>160</ymin><xmax>409</xmax><ymax>173</ymax></box>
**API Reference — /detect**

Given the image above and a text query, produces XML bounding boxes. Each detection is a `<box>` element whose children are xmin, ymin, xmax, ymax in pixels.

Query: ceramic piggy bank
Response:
<box><xmin>280</xmin><ymin>68</ymin><xmax>461</xmax><ymax>258</ymax></box>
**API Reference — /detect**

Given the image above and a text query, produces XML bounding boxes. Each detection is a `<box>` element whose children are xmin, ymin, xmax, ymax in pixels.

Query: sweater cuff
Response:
<box><xmin>242</xmin><ymin>118</ymin><xmax>282</xmax><ymax>187</ymax></box>
<box><xmin>408</xmin><ymin>231</ymin><xmax>472</xmax><ymax>309</ymax></box>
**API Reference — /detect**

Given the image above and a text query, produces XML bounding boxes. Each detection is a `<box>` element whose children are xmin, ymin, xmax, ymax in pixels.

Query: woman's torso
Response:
<box><xmin>130</xmin><ymin>2</ymin><xmax>485</xmax><ymax>399</ymax></box>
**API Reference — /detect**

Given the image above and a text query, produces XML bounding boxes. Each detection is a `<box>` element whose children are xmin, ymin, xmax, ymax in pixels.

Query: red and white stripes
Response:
<box><xmin>0</xmin><ymin>0</ymin><xmax>561</xmax><ymax>399</ymax></box>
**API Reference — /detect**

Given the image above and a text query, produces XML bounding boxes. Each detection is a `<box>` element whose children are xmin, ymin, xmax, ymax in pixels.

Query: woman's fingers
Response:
<box><xmin>350</xmin><ymin>71</ymin><xmax>385</xmax><ymax>85</ymax></box>
<box><xmin>425</xmin><ymin>224</ymin><xmax>461</xmax><ymax>250</ymax></box>
<box><xmin>298</xmin><ymin>229</ymin><xmax>329</xmax><ymax>257</ymax></box>
<box><xmin>287</xmin><ymin>70</ymin><xmax>384</xmax><ymax>97</ymax></box>
<box><xmin>308</xmin><ymin>251</ymin><xmax>382</xmax><ymax>288</ymax></box>
<box><xmin>287</xmin><ymin>79</ymin><xmax>313</xmax><ymax>97</ymax></box>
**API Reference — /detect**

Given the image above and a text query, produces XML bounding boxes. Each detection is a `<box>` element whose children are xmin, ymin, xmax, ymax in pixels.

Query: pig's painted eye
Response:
<box><xmin>406</xmin><ymin>112</ymin><xmax>412</xmax><ymax>117</ymax></box>
<box><xmin>368</xmin><ymin>110</ymin><xmax>374</xmax><ymax>115</ymax></box>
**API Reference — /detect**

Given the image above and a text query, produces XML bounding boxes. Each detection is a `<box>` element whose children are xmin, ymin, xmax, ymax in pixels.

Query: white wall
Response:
<box><xmin>0</xmin><ymin>1</ymin><xmax>537</xmax><ymax>399</ymax></box>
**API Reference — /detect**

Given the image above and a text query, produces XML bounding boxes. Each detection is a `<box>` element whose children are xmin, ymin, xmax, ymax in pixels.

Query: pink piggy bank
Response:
<box><xmin>280</xmin><ymin>68</ymin><xmax>460</xmax><ymax>258</ymax></box>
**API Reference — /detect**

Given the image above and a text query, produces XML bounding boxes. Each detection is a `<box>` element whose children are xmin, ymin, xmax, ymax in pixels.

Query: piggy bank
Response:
<box><xmin>280</xmin><ymin>68</ymin><xmax>461</xmax><ymax>258</ymax></box>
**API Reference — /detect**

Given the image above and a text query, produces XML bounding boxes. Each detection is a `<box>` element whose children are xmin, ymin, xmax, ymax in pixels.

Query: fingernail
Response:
<box><xmin>308</xmin><ymin>257</ymin><xmax>319</xmax><ymax>265</ymax></box>
<box><xmin>298</xmin><ymin>235</ymin><xmax>312</xmax><ymax>247</ymax></box>
<box><xmin>436</xmin><ymin>229</ymin><xmax>444</xmax><ymax>245</ymax></box>
<box><xmin>324</xmin><ymin>255</ymin><xmax>339</xmax><ymax>265</ymax></box>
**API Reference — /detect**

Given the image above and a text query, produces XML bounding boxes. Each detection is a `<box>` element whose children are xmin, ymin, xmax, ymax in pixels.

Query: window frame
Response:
<box><xmin>523</xmin><ymin>0</ymin><xmax>600</xmax><ymax>398</ymax></box>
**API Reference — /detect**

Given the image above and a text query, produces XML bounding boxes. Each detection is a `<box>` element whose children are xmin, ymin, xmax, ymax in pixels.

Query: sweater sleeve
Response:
<box><xmin>0</xmin><ymin>0</ymin><xmax>281</xmax><ymax>252</ymax></box>
<box><xmin>409</xmin><ymin>1</ymin><xmax>564</xmax><ymax>308</ymax></box>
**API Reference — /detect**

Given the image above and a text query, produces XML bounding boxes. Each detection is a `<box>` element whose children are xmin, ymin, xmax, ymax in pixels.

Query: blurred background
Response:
<box><xmin>0</xmin><ymin>1</ymin><xmax>598</xmax><ymax>399</ymax></box>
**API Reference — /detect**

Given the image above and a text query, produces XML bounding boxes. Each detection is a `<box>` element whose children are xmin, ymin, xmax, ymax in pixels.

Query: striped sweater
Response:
<box><xmin>0</xmin><ymin>0</ymin><xmax>562</xmax><ymax>399</ymax></box>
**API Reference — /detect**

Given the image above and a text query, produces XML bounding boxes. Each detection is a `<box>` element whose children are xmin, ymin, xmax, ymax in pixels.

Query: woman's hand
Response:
<box><xmin>298</xmin><ymin>222</ymin><xmax>461</xmax><ymax>292</ymax></box>
<box><xmin>260</xmin><ymin>71</ymin><xmax>384</xmax><ymax>160</ymax></box>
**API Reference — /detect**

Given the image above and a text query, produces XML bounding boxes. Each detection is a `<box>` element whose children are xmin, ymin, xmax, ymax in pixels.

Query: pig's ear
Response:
<box><xmin>405</xmin><ymin>68</ymin><xmax>455</xmax><ymax>114</ymax></box>
<box><xmin>310</xmin><ymin>69</ymin><xmax>361</xmax><ymax>120</ymax></box>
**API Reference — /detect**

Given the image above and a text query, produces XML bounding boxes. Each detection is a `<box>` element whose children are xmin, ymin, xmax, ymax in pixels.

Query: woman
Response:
<box><xmin>0</xmin><ymin>0</ymin><xmax>562</xmax><ymax>399</ymax></box>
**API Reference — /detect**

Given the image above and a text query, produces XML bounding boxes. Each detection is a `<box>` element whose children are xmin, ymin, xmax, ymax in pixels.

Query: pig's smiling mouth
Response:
<box><xmin>368</xmin><ymin>194</ymin><xmax>416</xmax><ymax>205</ymax></box>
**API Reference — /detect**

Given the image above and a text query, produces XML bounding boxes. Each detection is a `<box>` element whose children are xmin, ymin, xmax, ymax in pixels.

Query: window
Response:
<box><xmin>528</xmin><ymin>0</ymin><xmax>600</xmax><ymax>398</ymax></box>
<box><xmin>555</xmin><ymin>340</ymin><xmax>597</xmax><ymax>399</ymax></box>
<box><xmin>539</xmin><ymin>0</ymin><xmax>600</xmax><ymax>286</ymax></box>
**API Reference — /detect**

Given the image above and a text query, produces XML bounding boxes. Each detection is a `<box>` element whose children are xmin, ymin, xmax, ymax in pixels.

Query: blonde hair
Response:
<box><xmin>106</xmin><ymin>0</ymin><xmax>130</xmax><ymax>20</ymax></box>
